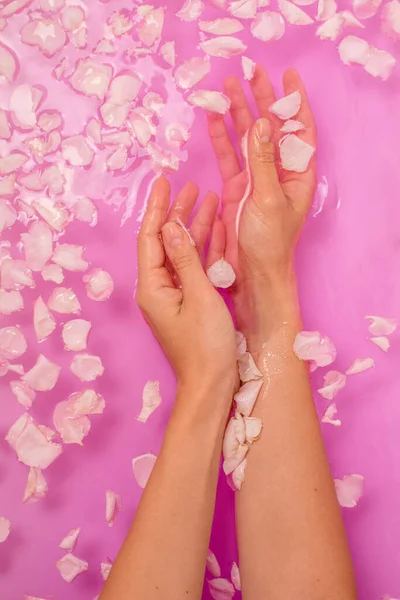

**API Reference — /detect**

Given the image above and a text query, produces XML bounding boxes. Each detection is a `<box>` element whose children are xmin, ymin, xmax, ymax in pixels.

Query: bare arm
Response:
<box><xmin>100</xmin><ymin>178</ymin><xmax>237</xmax><ymax>600</ymax></box>
<box><xmin>208</xmin><ymin>64</ymin><xmax>357</xmax><ymax>599</ymax></box>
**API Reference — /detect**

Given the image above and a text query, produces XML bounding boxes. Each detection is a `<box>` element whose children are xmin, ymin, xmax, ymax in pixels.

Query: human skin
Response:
<box><xmin>100</xmin><ymin>65</ymin><xmax>357</xmax><ymax>600</ymax></box>
<box><xmin>208</xmin><ymin>64</ymin><xmax>357</xmax><ymax>600</ymax></box>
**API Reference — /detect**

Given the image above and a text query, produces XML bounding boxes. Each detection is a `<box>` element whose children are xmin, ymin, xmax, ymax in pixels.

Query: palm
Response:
<box><xmin>208</xmin><ymin>65</ymin><xmax>317</xmax><ymax>288</ymax></box>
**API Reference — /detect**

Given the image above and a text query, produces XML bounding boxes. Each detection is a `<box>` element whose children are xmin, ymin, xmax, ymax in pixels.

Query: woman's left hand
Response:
<box><xmin>137</xmin><ymin>176</ymin><xmax>237</xmax><ymax>397</ymax></box>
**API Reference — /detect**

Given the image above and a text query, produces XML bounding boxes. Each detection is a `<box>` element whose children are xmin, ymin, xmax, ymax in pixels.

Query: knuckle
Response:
<box><xmin>172</xmin><ymin>253</ymin><xmax>195</xmax><ymax>271</ymax></box>
<box><xmin>256</xmin><ymin>145</ymin><xmax>275</xmax><ymax>165</ymax></box>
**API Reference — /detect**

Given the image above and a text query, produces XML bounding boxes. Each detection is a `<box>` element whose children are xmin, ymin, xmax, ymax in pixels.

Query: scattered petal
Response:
<box><xmin>52</xmin><ymin>244</ymin><xmax>89</xmax><ymax>272</ymax></box>
<box><xmin>21</xmin><ymin>17</ymin><xmax>67</xmax><ymax>57</ymax></box>
<box><xmin>0</xmin><ymin>289</ymin><xmax>23</xmax><ymax>314</ymax></box>
<box><xmin>234</xmin><ymin>379</ymin><xmax>263</xmax><ymax>416</ymax></box>
<box><xmin>278</xmin><ymin>0</ymin><xmax>315</xmax><ymax>24</ymax></box>
<box><xmin>229</xmin><ymin>0</ymin><xmax>258</xmax><ymax>18</ymax></box>
<box><xmin>244</xmin><ymin>417</ymin><xmax>263</xmax><ymax>443</ymax></box>
<box><xmin>132</xmin><ymin>453</ymin><xmax>157</xmax><ymax>488</ymax></box>
<box><xmin>0</xmin><ymin>517</ymin><xmax>10</xmax><ymax>542</ymax></box>
<box><xmin>238</xmin><ymin>352</ymin><xmax>262</xmax><ymax>382</ymax></box>
<box><xmin>251</xmin><ymin>10</ymin><xmax>286</xmax><ymax>41</ymax></box>
<box><xmin>231</xmin><ymin>458</ymin><xmax>247</xmax><ymax>490</ymax></box>
<box><xmin>364</xmin><ymin>47</ymin><xmax>396</xmax><ymax>80</ymax></box>
<box><xmin>365</xmin><ymin>315</ymin><xmax>397</xmax><ymax>336</ymax></box>
<box><xmin>199</xmin><ymin>36</ymin><xmax>247</xmax><ymax>58</ymax></box>
<box><xmin>69</xmin><ymin>57</ymin><xmax>112</xmax><ymax>100</ymax></box>
<box><xmin>176</xmin><ymin>0</ymin><xmax>204</xmax><ymax>21</ymax></box>
<box><xmin>293</xmin><ymin>331</ymin><xmax>336</xmax><ymax>370</ymax></box>
<box><xmin>32</xmin><ymin>198</ymin><xmax>69</xmax><ymax>232</ymax></box>
<box><xmin>41</xmin><ymin>264</ymin><xmax>64</xmax><ymax>284</ymax></box>
<box><xmin>137</xmin><ymin>7</ymin><xmax>164</xmax><ymax>46</ymax></box>
<box><xmin>165</xmin><ymin>122</ymin><xmax>191</xmax><ymax>148</ymax></box>
<box><xmin>270</xmin><ymin>91</ymin><xmax>301</xmax><ymax>120</ymax></box>
<box><xmin>381</xmin><ymin>0</ymin><xmax>400</xmax><ymax>39</ymax></box>
<box><xmin>23</xmin><ymin>467</ymin><xmax>47</xmax><ymax>502</ymax></box>
<box><xmin>280</xmin><ymin>119</ymin><xmax>305</xmax><ymax>133</ymax></box>
<box><xmin>316</xmin><ymin>14</ymin><xmax>344</xmax><ymax>39</ymax></box>
<box><xmin>21</xmin><ymin>221</ymin><xmax>53</xmax><ymax>272</ymax></box>
<box><xmin>160</xmin><ymin>41</ymin><xmax>176</xmax><ymax>66</ymax></box>
<box><xmin>6</xmin><ymin>413</ymin><xmax>62</xmax><ymax>469</ymax></box>
<box><xmin>106</xmin><ymin>490</ymin><xmax>122</xmax><ymax>527</ymax></box>
<box><xmin>10</xmin><ymin>85</ymin><xmax>40</xmax><ymax>130</ymax></box>
<box><xmin>69</xmin><ymin>389</ymin><xmax>105</xmax><ymax>415</ymax></box>
<box><xmin>70</xmin><ymin>197</ymin><xmax>98</xmax><ymax>226</ymax></box>
<box><xmin>0</xmin><ymin>43</ymin><xmax>17</xmax><ymax>83</ymax></box>
<box><xmin>369</xmin><ymin>336</ymin><xmax>390</xmax><ymax>352</ymax></box>
<box><xmin>187</xmin><ymin>90</ymin><xmax>231</xmax><ymax>114</ymax></box>
<box><xmin>321</xmin><ymin>403</ymin><xmax>341</xmax><ymax>426</ymax></box>
<box><xmin>108</xmin><ymin>73</ymin><xmax>142</xmax><ymax>105</ymax></box>
<box><xmin>208</xmin><ymin>577</ymin><xmax>235</xmax><ymax>600</ymax></box>
<box><xmin>241</xmin><ymin>56</ymin><xmax>256</xmax><ymax>80</ymax></box>
<box><xmin>345</xmin><ymin>357</ymin><xmax>374</xmax><ymax>375</ymax></box>
<box><xmin>231</xmin><ymin>562</ymin><xmax>241</xmax><ymax>591</ymax></box>
<box><xmin>317</xmin><ymin>370</ymin><xmax>347</xmax><ymax>400</ymax></box>
<box><xmin>0</xmin><ymin>199</ymin><xmax>17</xmax><ymax>233</ymax></box>
<box><xmin>280</xmin><ymin>134</ymin><xmax>315</xmax><ymax>173</ymax></box>
<box><xmin>101</xmin><ymin>558</ymin><xmax>113</xmax><ymax>581</ymax></box>
<box><xmin>174</xmin><ymin>56</ymin><xmax>211</xmax><ymax>90</ymax></box>
<box><xmin>60</xmin><ymin>528</ymin><xmax>81</xmax><ymax>552</ymax></box>
<box><xmin>33</xmin><ymin>296</ymin><xmax>56</xmax><ymax>342</ymax></box>
<box><xmin>143</xmin><ymin>92</ymin><xmax>164</xmax><ymax>116</ymax></box>
<box><xmin>138</xmin><ymin>381</ymin><xmax>162</xmax><ymax>423</ymax></box>
<box><xmin>0</xmin><ymin>326</ymin><xmax>27</xmax><ymax>360</ymax></box>
<box><xmin>0</xmin><ymin>152</ymin><xmax>28</xmax><ymax>175</ymax></box>
<box><xmin>70</xmin><ymin>354</ymin><xmax>104</xmax><ymax>382</ymax></box>
<box><xmin>199</xmin><ymin>18</ymin><xmax>244</xmax><ymax>34</ymax></box>
<box><xmin>207</xmin><ymin>550</ymin><xmax>221</xmax><ymax>578</ymax></box>
<box><xmin>207</xmin><ymin>258</ymin><xmax>236</xmax><ymax>288</ymax></box>
<box><xmin>53</xmin><ymin>399</ymin><xmax>91</xmax><ymax>444</ymax></box>
<box><xmin>316</xmin><ymin>0</ymin><xmax>337</xmax><ymax>19</ymax></box>
<box><xmin>223</xmin><ymin>442</ymin><xmax>248</xmax><ymax>475</ymax></box>
<box><xmin>352</xmin><ymin>0</ymin><xmax>382</xmax><ymax>18</ymax></box>
<box><xmin>23</xmin><ymin>354</ymin><xmax>61</xmax><ymax>391</ymax></box>
<box><xmin>10</xmin><ymin>380</ymin><xmax>36</xmax><ymax>408</ymax></box>
<box><xmin>48</xmin><ymin>287</ymin><xmax>81</xmax><ymax>314</ymax></box>
<box><xmin>62</xmin><ymin>319</ymin><xmax>91</xmax><ymax>351</ymax></box>
<box><xmin>56</xmin><ymin>553</ymin><xmax>88</xmax><ymax>583</ymax></box>
<box><xmin>338</xmin><ymin>35</ymin><xmax>370</xmax><ymax>66</ymax></box>
<box><xmin>83</xmin><ymin>268</ymin><xmax>114</xmax><ymax>301</ymax></box>
<box><xmin>334</xmin><ymin>474</ymin><xmax>364</xmax><ymax>508</ymax></box>
<box><xmin>236</xmin><ymin>331</ymin><xmax>247</xmax><ymax>358</ymax></box>
<box><xmin>61</xmin><ymin>135</ymin><xmax>94</xmax><ymax>167</ymax></box>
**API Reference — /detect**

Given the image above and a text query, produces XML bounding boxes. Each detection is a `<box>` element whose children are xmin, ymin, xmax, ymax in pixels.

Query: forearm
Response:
<box><xmin>234</xmin><ymin>274</ymin><xmax>357</xmax><ymax>600</ymax></box>
<box><xmin>100</xmin><ymin>379</ymin><xmax>233</xmax><ymax>600</ymax></box>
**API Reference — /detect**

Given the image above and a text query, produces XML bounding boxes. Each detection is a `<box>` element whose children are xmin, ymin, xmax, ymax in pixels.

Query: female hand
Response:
<box><xmin>207</xmin><ymin>65</ymin><xmax>317</xmax><ymax>331</ymax></box>
<box><xmin>137</xmin><ymin>177</ymin><xmax>237</xmax><ymax>395</ymax></box>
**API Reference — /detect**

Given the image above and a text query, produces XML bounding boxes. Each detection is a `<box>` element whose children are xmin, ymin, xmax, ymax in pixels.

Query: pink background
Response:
<box><xmin>0</xmin><ymin>1</ymin><xmax>400</xmax><ymax>599</ymax></box>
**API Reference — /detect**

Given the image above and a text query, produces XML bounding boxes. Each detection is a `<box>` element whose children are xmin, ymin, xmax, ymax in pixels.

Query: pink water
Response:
<box><xmin>0</xmin><ymin>1</ymin><xmax>399</xmax><ymax>599</ymax></box>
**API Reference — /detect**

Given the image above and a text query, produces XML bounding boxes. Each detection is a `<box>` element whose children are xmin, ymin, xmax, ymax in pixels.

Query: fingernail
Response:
<box><xmin>255</xmin><ymin>118</ymin><xmax>271</xmax><ymax>143</ymax></box>
<box><xmin>163</xmin><ymin>222</ymin><xmax>184</xmax><ymax>248</ymax></box>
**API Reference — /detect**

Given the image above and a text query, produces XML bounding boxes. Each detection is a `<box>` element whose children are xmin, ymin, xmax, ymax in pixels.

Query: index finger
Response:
<box><xmin>138</xmin><ymin>176</ymin><xmax>170</xmax><ymax>278</ymax></box>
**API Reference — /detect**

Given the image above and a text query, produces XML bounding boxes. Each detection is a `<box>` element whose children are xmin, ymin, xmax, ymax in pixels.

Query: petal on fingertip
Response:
<box><xmin>207</xmin><ymin>258</ymin><xmax>236</xmax><ymax>288</ymax></box>
<box><xmin>270</xmin><ymin>91</ymin><xmax>301</xmax><ymax>120</ymax></box>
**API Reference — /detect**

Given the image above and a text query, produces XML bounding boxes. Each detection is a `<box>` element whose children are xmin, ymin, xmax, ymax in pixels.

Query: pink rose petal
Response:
<box><xmin>369</xmin><ymin>336</ymin><xmax>390</xmax><ymax>352</ymax></box>
<box><xmin>137</xmin><ymin>7</ymin><xmax>164</xmax><ymax>46</ymax></box>
<box><xmin>70</xmin><ymin>354</ymin><xmax>104</xmax><ymax>382</ymax></box>
<box><xmin>106</xmin><ymin>489</ymin><xmax>122</xmax><ymax>526</ymax></box>
<box><xmin>321</xmin><ymin>403</ymin><xmax>341</xmax><ymax>426</ymax></box>
<box><xmin>199</xmin><ymin>36</ymin><xmax>247</xmax><ymax>58</ymax></box>
<box><xmin>70</xmin><ymin>197</ymin><xmax>98</xmax><ymax>226</ymax></box>
<box><xmin>317</xmin><ymin>370</ymin><xmax>347</xmax><ymax>400</ymax></box>
<box><xmin>208</xmin><ymin>577</ymin><xmax>235</xmax><ymax>600</ymax></box>
<box><xmin>160</xmin><ymin>41</ymin><xmax>176</xmax><ymax>66</ymax></box>
<box><xmin>10</xmin><ymin>380</ymin><xmax>36</xmax><ymax>408</ymax></box>
<box><xmin>0</xmin><ymin>174</ymin><xmax>16</xmax><ymax>195</ymax></box>
<box><xmin>62</xmin><ymin>319</ymin><xmax>91</xmax><ymax>351</ymax></box>
<box><xmin>0</xmin><ymin>152</ymin><xmax>28</xmax><ymax>175</ymax></box>
<box><xmin>0</xmin><ymin>43</ymin><xmax>17</xmax><ymax>83</ymax></box>
<box><xmin>320</xmin><ymin>12</ymin><xmax>346</xmax><ymax>40</ymax></box>
<box><xmin>293</xmin><ymin>330</ymin><xmax>336</xmax><ymax>370</ymax></box>
<box><xmin>21</xmin><ymin>18</ymin><xmax>67</xmax><ymax>57</ymax></box>
<box><xmin>280</xmin><ymin>134</ymin><xmax>315</xmax><ymax>173</ymax></box>
<box><xmin>60</xmin><ymin>527</ymin><xmax>81</xmax><ymax>552</ymax></box>
<box><xmin>241</xmin><ymin>56</ymin><xmax>256</xmax><ymax>80</ymax></box>
<box><xmin>199</xmin><ymin>18</ymin><xmax>244</xmax><ymax>34</ymax></box>
<box><xmin>83</xmin><ymin>268</ymin><xmax>114</xmax><ymax>301</ymax></box>
<box><xmin>108</xmin><ymin>10</ymin><xmax>134</xmax><ymax>37</ymax></box>
<box><xmin>0</xmin><ymin>199</ymin><xmax>16</xmax><ymax>233</ymax></box>
<box><xmin>69</xmin><ymin>389</ymin><xmax>105</xmax><ymax>415</ymax></box>
<box><xmin>61</xmin><ymin>5</ymin><xmax>85</xmax><ymax>30</ymax></box>
<box><xmin>0</xmin><ymin>326</ymin><xmax>27</xmax><ymax>360</ymax></box>
<box><xmin>176</xmin><ymin>0</ymin><xmax>204</xmax><ymax>21</ymax></box>
<box><xmin>174</xmin><ymin>56</ymin><xmax>211</xmax><ymax>90</ymax></box>
<box><xmin>236</xmin><ymin>331</ymin><xmax>247</xmax><ymax>358</ymax></box>
<box><xmin>61</xmin><ymin>135</ymin><xmax>94</xmax><ymax>167</ymax></box>
<box><xmin>365</xmin><ymin>315</ymin><xmax>397</xmax><ymax>336</ymax></box>
<box><xmin>345</xmin><ymin>357</ymin><xmax>374</xmax><ymax>375</ymax></box>
<box><xmin>165</xmin><ymin>122</ymin><xmax>191</xmax><ymax>148</ymax></box>
<box><xmin>207</xmin><ymin>259</ymin><xmax>236</xmax><ymax>288</ymax></box>
<box><xmin>23</xmin><ymin>354</ymin><xmax>61</xmax><ymax>391</ymax></box>
<box><xmin>232</xmin><ymin>458</ymin><xmax>247</xmax><ymax>490</ymax></box>
<box><xmin>148</xmin><ymin>142</ymin><xmax>180</xmax><ymax>172</ymax></box>
<box><xmin>280</xmin><ymin>119</ymin><xmax>305</xmax><ymax>133</ymax></box>
<box><xmin>206</xmin><ymin>549</ymin><xmax>221</xmax><ymax>578</ymax></box>
<box><xmin>32</xmin><ymin>199</ymin><xmax>69</xmax><ymax>232</ymax></box>
<box><xmin>0</xmin><ymin>289</ymin><xmax>23</xmax><ymax>315</ymax></box>
<box><xmin>364</xmin><ymin>47</ymin><xmax>396</xmax><ymax>81</ymax></box>
<box><xmin>106</xmin><ymin>147</ymin><xmax>128</xmax><ymax>171</ymax></box>
<box><xmin>48</xmin><ymin>287</ymin><xmax>81</xmax><ymax>314</ymax></box>
<box><xmin>132</xmin><ymin>453</ymin><xmax>157</xmax><ymax>488</ymax></box>
<box><xmin>23</xmin><ymin>467</ymin><xmax>48</xmax><ymax>502</ymax></box>
<box><xmin>0</xmin><ymin>109</ymin><xmax>11</xmax><ymax>139</ymax></box>
<box><xmin>21</xmin><ymin>221</ymin><xmax>53</xmax><ymax>272</ymax></box>
<box><xmin>223</xmin><ymin>443</ymin><xmax>248</xmax><ymax>475</ymax></box>
<box><xmin>53</xmin><ymin>399</ymin><xmax>91</xmax><ymax>444</ymax></box>
<box><xmin>38</xmin><ymin>110</ymin><xmax>63</xmax><ymax>133</ymax></box>
<box><xmin>352</xmin><ymin>0</ymin><xmax>382</xmax><ymax>18</ymax></box>
<box><xmin>316</xmin><ymin>0</ymin><xmax>337</xmax><ymax>19</ymax></box>
<box><xmin>229</xmin><ymin>0</ymin><xmax>258</xmax><ymax>18</ymax></box>
<box><xmin>33</xmin><ymin>296</ymin><xmax>56</xmax><ymax>342</ymax></box>
<box><xmin>223</xmin><ymin>414</ymin><xmax>246</xmax><ymax>460</ymax></box>
<box><xmin>270</xmin><ymin>91</ymin><xmax>301</xmax><ymax>120</ymax></box>
<box><xmin>52</xmin><ymin>244</ymin><xmax>89</xmax><ymax>272</ymax></box>
<box><xmin>41</xmin><ymin>264</ymin><xmax>64</xmax><ymax>284</ymax></box>
<box><xmin>238</xmin><ymin>352</ymin><xmax>262</xmax><ymax>382</ymax></box>
<box><xmin>6</xmin><ymin>413</ymin><xmax>62</xmax><ymax>469</ymax></box>
<box><xmin>381</xmin><ymin>0</ymin><xmax>400</xmax><ymax>39</ymax></box>
<box><xmin>10</xmin><ymin>85</ymin><xmax>41</xmax><ymax>130</ymax></box>
<box><xmin>230</xmin><ymin>562</ymin><xmax>241</xmax><ymax>591</ymax></box>
<box><xmin>69</xmin><ymin>57</ymin><xmax>112</xmax><ymax>100</ymax></box>
<box><xmin>56</xmin><ymin>553</ymin><xmax>88</xmax><ymax>583</ymax></box>
<box><xmin>251</xmin><ymin>11</ymin><xmax>286</xmax><ymax>40</ymax></box>
<box><xmin>244</xmin><ymin>416</ymin><xmax>263</xmax><ymax>443</ymax></box>
<box><xmin>338</xmin><ymin>35</ymin><xmax>370</xmax><ymax>66</ymax></box>
<box><xmin>279</xmin><ymin>0</ymin><xmax>315</xmax><ymax>24</ymax></box>
<box><xmin>101</xmin><ymin>558</ymin><xmax>113</xmax><ymax>581</ymax></box>
<box><xmin>234</xmin><ymin>379</ymin><xmax>263</xmax><ymax>416</ymax></box>
<box><xmin>0</xmin><ymin>517</ymin><xmax>10</xmax><ymax>543</ymax></box>
<box><xmin>138</xmin><ymin>381</ymin><xmax>162</xmax><ymax>423</ymax></box>
<box><xmin>334</xmin><ymin>474</ymin><xmax>364</xmax><ymax>508</ymax></box>
<box><xmin>187</xmin><ymin>90</ymin><xmax>231</xmax><ymax>114</ymax></box>
<box><xmin>143</xmin><ymin>92</ymin><xmax>164</xmax><ymax>116</ymax></box>
<box><xmin>108</xmin><ymin>74</ymin><xmax>142</xmax><ymax>105</ymax></box>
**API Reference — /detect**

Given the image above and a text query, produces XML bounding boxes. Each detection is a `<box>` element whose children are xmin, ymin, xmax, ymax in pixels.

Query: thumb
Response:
<box><xmin>162</xmin><ymin>221</ymin><xmax>205</xmax><ymax>292</ymax></box>
<box><xmin>249</xmin><ymin>118</ymin><xmax>280</xmax><ymax>196</ymax></box>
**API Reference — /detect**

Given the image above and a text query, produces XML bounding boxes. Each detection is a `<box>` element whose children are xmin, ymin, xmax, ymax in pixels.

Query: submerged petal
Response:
<box><xmin>334</xmin><ymin>474</ymin><xmax>364</xmax><ymax>508</ymax></box>
<box><xmin>132</xmin><ymin>453</ymin><xmax>157</xmax><ymax>488</ymax></box>
<box><xmin>56</xmin><ymin>553</ymin><xmax>88</xmax><ymax>583</ymax></box>
<box><xmin>207</xmin><ymin>259</ymin><xmax>236</xmax><ymax>288</ymax></box>
<box><xmin>138</xmin><ymin>381</ymin><xmax>162</xmax><ymax>423</ymax></box>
